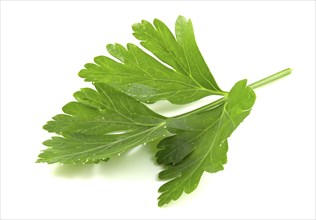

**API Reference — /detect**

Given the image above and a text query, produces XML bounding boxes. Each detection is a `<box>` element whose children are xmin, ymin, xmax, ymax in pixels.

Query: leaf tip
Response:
<box><xmin>78</xmin><ymin>69</ymin><xmax>87</xmax><ymax>78</ymax></box>
<box><xmin>132</xmin><ymin>22</ymin><xmax>141</xmax><ymax>31</ymax></box>
<box><xmin>176</xmin><ymin>15</ymin><xmax>187</xmax><ymax>23</ymax></box>
<box><xmin>157</xmin><ymin>200</ymin><xmax>165</xmax><ymax>207</ymax></box>
<box><xmin>106</xmin><ymin>43</ymin><xmax>115</xmax><ymax>52</ymax></box>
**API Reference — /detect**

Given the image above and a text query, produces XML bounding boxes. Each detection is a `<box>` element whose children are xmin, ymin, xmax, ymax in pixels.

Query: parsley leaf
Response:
<box><xmin>157</xmin><ymin>80</ymin><xmax>256</xmax><ymax>206</ymax></box>
<box><xmin>38</xmin><ymin>83</ymin><xmax>171</xmax><ymax>164</ymax></box>
<box><xmin>38</xmin><ymin>14</ymin><xmax>291</xmax><ymax>207</ymax></box>
<box><xmin>79</xmin><ymin>16</ymin><xmax>225</xmax><ymax>104</ymax></box>
<box><xmin>133</xmin><ymin>16</ymin><xmax>221</xmax><ymax>92</ymax></box>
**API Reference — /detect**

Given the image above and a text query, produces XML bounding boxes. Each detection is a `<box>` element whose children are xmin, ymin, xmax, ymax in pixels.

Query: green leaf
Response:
<box><xmin>79</xmin><ymin>16</ymin><xmax>224</xmax><ymax>104</ymax></box>
<box><xmin>38</xmin><ymin>83</ymin><xmax>172</xmax><ymax>164</ymax></box>
<box><xmin>133</xmin><ymin>15</ymin><xmax>221</xmax><ymax>92</ymax></box>
<box><xmin>157</xmin><ymin>80</ymin><xmax>256</xmax><ymax>206</ymax></box>
<box><xmin>39</xmin><ymin>13</ymin><xmax>291</xmax><ymax>207</ymax></box>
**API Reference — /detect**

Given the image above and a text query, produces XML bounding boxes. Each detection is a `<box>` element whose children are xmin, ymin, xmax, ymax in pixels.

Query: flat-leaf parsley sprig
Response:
<box><xmin>38</xmin><ymin>16</ymin><xmax>291</xmax><ymax>207</ymax></box>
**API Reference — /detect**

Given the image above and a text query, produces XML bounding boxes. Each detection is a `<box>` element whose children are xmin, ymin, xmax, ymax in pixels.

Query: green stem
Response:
<box><xmin>174</xmin><ymin>68</ymin><xmax>292</xmax><ymax>118</ymax></box>
<box><xmin>248</xmin><ymin>68</ymin><xmax>292</xmax><ymax>90</ymax></box>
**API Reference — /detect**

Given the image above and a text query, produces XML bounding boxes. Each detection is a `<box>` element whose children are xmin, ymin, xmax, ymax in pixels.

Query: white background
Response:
<box><xmin>1</xmin><ymin>1</ymin><xmax>315</xmax><ymax>219</ymax></box>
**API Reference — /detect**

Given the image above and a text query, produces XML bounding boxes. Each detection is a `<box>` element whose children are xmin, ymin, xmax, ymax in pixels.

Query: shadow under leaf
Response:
<box><xmin>53</xmin><ymin>144</ymin><xmax>162</xmax><ymax>180</ymax></box>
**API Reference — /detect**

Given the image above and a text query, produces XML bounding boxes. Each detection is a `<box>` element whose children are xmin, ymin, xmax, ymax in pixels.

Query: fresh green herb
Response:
<box><xmin>38</xmin><ymin>84</ymin><xmax>171</xmax><ymax>164</ymax></box>
<box><xmin>38</xmin><ymin>16</ymin><xmax>291</xmax><ymax>207</ymax></box>
<box><xmin>157</xmin><ymin>80</ymin><xmax>255</xmax><ymax>206</ymax></box>
<box><xmin>79</xmin><ymin>16</ymin><xmax>225</xmax><ymax>104</ymax></box>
